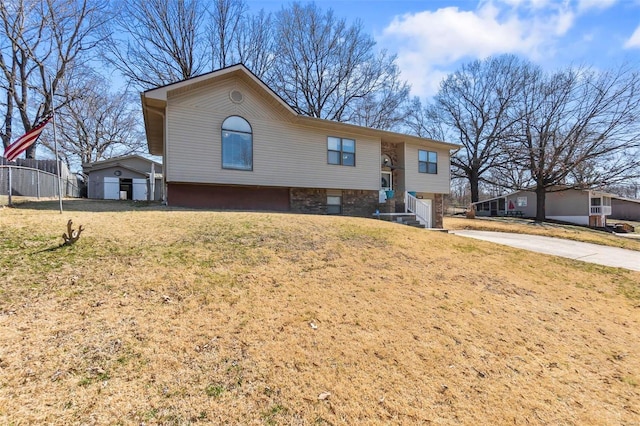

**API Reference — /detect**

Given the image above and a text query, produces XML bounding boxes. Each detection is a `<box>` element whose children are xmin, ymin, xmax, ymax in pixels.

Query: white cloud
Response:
<box><xmin>577</xmin><ymin>0</ymin><xmax>617</xmax><ymax>13</ymax></box>
<box><xmin>624</xmin><ymin>25</ymin><xmax>640</xmax><ymax>49</ymax></box>
<box><xmin>378</xmin><ymin>0</ymin><xmax>576</xmax><ymax>98</ymax></box>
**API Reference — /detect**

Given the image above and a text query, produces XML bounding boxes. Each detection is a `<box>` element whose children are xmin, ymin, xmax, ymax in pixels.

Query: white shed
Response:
<box><xmin>82</xmin><ymin>155</ymin><xmax>163</xmax><ymax>201</ymax></box>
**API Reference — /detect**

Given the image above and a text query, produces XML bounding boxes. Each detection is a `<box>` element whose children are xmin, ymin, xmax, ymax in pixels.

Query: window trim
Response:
<box><xmin>221</xmin><ymin>115</ymin><xmax>253</xmax><ymax>171</ymax></box>
<box><xmin>418</xmin><ymin>150</ymin><xmax>438</xmax><ymax>174</ymax></box>
<box><xmin>327</xmin><ymin>136</ymin><xmax>356</xmax><ymax>167</ymax></box>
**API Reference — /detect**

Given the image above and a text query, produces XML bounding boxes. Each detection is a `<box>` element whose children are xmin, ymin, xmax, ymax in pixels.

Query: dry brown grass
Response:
<box><xmin>445</xmin><ymin>216</ymin><xmax>640</xmax><ymax>251</ymax></box>
<box><xmin>1</xmin><ymin>200</ymin><xmax>639</xmax><ymax>425</ymax></box>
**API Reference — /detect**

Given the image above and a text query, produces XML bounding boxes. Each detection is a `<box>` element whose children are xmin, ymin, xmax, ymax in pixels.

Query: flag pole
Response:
<box><xmin>7</xmin><ymin>164</ymin><xmax>12</xmax><ymax>207</ymax></box>
<box><xmin>50</xmin><ymin>77</ymin><xmax>63</xmax><ymax>214</ymax></box>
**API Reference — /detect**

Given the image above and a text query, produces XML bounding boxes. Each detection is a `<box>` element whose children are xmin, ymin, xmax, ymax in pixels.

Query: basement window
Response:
<box><xmin>327</xmin><ymin>195</ymin><xmax>342</xmax><ymax>214</ymax></box>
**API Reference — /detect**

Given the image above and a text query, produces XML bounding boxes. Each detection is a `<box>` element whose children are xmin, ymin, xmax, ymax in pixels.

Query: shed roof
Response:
<box><xmin>82</xmin><ymin>155</ymin><xmax>162</xmax><ymax>174</ymax></box>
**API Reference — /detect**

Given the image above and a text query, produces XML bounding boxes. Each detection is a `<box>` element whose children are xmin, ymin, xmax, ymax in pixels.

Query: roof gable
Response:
<box><xmin>82</xmin><ymin>155</ymin><xmax>161</xmax><ymax>174</ymax></box>
<box><xmin>144</xmin><ymin>64</ymin><xmax>296</xmax><ymax>114</ymax></box>
<box><xmin>168</xmin><ymin>69</ymin><xmax>296</xmax><ymax>124</ymax></box>
<box><xmin>141</xmin><ymin>63</ymin><xmax>460</xmax><ymax>156</ymax></box>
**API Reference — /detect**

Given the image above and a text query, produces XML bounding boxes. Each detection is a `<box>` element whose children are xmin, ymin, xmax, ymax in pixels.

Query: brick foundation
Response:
<box><xmin>167</xmin><ymin>183</ymin><xmax>290</xmax><ymax>210</ymax></box>
<box><xmin>290</xmin><ymin>188</ymin><xmax>327</xmax><ymax>214</ymax></box>
<box><xmin>166</xmin><ymin>183</ymin><xmax>395</xmax><ymax>219</ymax></box>
<box><xmin>290</xmin><ymin>188</ymin><xmax>378</xmax><ymax>217</ymax></box>
<box><xmin>342</xmin><ymin>189</ymin><xmax>379</xmax><ymax>217</ymax></box>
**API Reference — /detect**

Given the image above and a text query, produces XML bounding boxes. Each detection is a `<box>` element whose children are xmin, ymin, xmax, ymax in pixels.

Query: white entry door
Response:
<box><xmin>103</xmin><ymin>177</ymin><xmax>120</xmax><ymax>200</ymax></box>
<box><xmin>132</xmin><ymin>178</ymin><xmax>148</xmax><ymax>201</ymax></box>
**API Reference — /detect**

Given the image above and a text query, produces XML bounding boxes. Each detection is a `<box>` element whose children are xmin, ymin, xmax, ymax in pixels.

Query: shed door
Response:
<box><xmin>104</xmin><ymin>177</ymin><xmax>120</xmax><ymax>200</ymax></box>
<box><xmin>132</xmin><ymin>178</ymin><xmax>148</xmax><ymax>201</ymax></box>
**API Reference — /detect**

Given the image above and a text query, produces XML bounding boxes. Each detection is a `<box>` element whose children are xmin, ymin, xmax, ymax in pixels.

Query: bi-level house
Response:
<box><xmin>141</xmin><ymin>64</ymin><xmax>458</xmax><ymax>228</ymax></box>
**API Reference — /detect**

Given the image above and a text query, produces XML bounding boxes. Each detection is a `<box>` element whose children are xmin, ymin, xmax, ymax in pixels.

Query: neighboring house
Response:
<box><xmin>82</xmin><ymin>155</ymin><xmax>163</xmax><ymax>201</ymax></box>
<box><xmin>610</xmin><ymin>196</ymin><xmax>640</xmax><ymax>221</ymax></box>
<box><xmin>473</xmin><ymin>188</ymin><xmax>614</xmax><ymax>227</ymax></box>
<box><xmin>140</xmin><ymin>64</ymin><xmax>459</xmax><ymax>228</ymax></box>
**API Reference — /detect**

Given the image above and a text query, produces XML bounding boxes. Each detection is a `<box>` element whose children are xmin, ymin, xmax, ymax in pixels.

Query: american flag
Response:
<box><xmin>4</xmin><ymin>113</ymin><xmax>53</xmax><ymax>161</ymax></box>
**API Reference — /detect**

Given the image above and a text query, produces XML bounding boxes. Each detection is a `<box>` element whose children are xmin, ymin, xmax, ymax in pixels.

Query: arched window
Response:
<box><xmin>222</xmin><ymin>116</ymin><xmax>252</xmax><ymax>170</ymax></box>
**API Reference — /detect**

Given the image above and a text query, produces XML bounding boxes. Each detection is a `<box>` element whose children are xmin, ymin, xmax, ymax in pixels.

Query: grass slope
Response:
<box><xmin>1</xmin><ymin>201</ymin><xmax>639</xmax><ymax>425</ymax></box>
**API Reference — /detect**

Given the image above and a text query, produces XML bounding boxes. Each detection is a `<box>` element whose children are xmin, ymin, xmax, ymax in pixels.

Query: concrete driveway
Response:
<box><xmin>449</xmin><ymin>230</ymin><xmax>640</xmax><ymax>272</ymax></box>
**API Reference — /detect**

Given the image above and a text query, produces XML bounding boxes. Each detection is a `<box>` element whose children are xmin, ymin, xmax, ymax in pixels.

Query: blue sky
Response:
<box><xmin>246</xmin><ymin>0</ymin><xmax>640</xmax><ymax>99</ymax></box>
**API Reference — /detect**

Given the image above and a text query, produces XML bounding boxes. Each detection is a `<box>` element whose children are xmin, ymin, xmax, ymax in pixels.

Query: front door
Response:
<box><xmin>380</xmin><ymin>171</ymin><xmax>392</xmax><ymax>203</ymax></box>
<box><xmin>381</xmin><ymin>171</ymin><xmax>392</xmax><ymax>190</ymax></box>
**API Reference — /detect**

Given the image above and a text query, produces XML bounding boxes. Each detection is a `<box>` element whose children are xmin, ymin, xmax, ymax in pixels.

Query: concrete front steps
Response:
<box><xmin>399</xmin><ymin>216</ymin><xmax>425</xmax><ymax>229</ymax></box>
<box><xmin>373</xmin><ymin>212</ymin><xmax>448</xmax><ymax>232</ymax></box>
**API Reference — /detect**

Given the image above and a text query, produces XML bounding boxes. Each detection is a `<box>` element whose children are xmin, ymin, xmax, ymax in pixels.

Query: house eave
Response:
<box><xmin>141</xmin><ymin>95</ymin><xmax>166</xmax><ymax>156</ymax></box>
<box><xmin>294</xmin><ymin>115</ymin><xmax>461</xmax><ymax>151</ymax></box>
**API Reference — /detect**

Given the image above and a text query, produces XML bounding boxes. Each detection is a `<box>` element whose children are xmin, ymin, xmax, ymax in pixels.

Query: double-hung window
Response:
<box><xmin>222</xmin><ymin>116</ymin><xmax>252</xmax><ymax>170</ymax></box>
<box><xmin>328</xmin><ymin>137</ymin><xmax>355</xmax><ymax>166</ymax></box>
<box><xmin>418</xmin><ymin>150</ymin><xmax>437</xmax><ymax>174</ymax></box>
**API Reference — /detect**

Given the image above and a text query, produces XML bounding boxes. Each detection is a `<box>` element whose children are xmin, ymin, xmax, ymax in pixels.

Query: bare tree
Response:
<box><xmin>39</xmin><ymin>70</ymin><xmax>144</xmax><ymax>167</ymax></box>
<box><xmin>235</xmin><ymin>9</ymin><xmax>275</xmax><ymax>79</ymax></box>
<box><xmin>404</xmin><ymin>98</ymin><xmax>448</xmax><ymax>141</ymax></box>
<box><xmin>268</xmin><ymin>2</ymin><xmax>406</xmax><ymax>125</ymax></box>
<box><xmin>507</xmin><ymin>64</ymin><xmax>640</xmax><ymax>221</ymax></box>
<box><xmin>348</xmin><ymin>58</ymin><xmax>411</xmax><ymax>130</ymax></box>
<box><xmin>208</xmin><ymin>0</ymin><xmax>247</xmax><ymax>70</ymax></box>
<box><xmin>431</xmin><ymin>54</ymin><xmax>526</xmax><ymax>203</ymax></box>
<box><xmin>103</xmin><ymin>0</ymin><xmax>207</xmax><ymax>90</ymax></box>
<box><xmin>0</xmin><ymin>0</ymin><xmax>107</xmax><ymax>158</ymax></box>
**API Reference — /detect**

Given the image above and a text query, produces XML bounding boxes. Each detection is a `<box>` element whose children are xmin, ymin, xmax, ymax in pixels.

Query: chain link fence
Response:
<box><xmin>0</xmin><ymin>165</ymin><xmax>80</xmax><ymax>198</ymax></box>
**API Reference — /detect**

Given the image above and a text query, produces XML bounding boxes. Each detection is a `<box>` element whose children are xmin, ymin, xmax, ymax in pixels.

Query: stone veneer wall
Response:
<box><xmin>342</xmin><ymin>189</ymin><xmax>379</xmax><ymax>217</ymax></box>
<box><xmin>381</xmin><ymin>142</ymin><xmax>399</xmax><ymax>167</ymax></box>
<box><xmin>290</xmin><ymin>188</ymin><xmax>327</xmax><ymax>214</ymax></box>
<box><xmin>434</xmin><ymin>193</ymin><xmax>444</xmax><ymax>228</ymax></box>
<box><xmin>290</xmin><ymin>188</ymin><xmax>379</xmax><ymax>217</ymax></box>
<box><xmin>381</xmin><ymin>142</ymin><xmax>401</xmax><ymax>194</ymax></box>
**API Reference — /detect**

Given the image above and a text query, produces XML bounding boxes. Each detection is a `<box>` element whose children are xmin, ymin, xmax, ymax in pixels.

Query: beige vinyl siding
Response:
<box><xmin>169</xmin><ymin>75</ymin><xmax>293</xmax><ymax>123</ymax></box>
<box><xmin>166</xmin><ymin>78</ymin><xmax>379</xmax><ymax>190</ymax></box>
<box><xmin>403</xmin><ymin>144</ymin><xmax>451</xmax><ymax>194</ymax></box>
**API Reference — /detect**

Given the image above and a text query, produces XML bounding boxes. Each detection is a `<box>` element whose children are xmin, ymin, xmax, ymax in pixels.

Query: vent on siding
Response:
<box><xmin>229</xmin><ymin>90</ymin><xmax>244</xmax><ymax>103</ymax></box>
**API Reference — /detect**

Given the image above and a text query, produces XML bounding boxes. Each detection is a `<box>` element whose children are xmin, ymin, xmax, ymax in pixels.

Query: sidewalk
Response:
<box><xmin>449</xmin><ymin>230</ymin><xmax>640</xmax><ymax>272</ymax></box>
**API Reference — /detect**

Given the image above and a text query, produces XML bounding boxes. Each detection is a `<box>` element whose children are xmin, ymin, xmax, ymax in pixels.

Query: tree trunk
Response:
<box><xmin>25</xmin><ymin>144</ymin><xmax>36</xmax><ymax>159</ymax></box>
<box><xmin>2</xmin><ymin>90</ymin><xmax>13</xmax><ymax>148</ymax></box>
<box><xmin>469</xmin><ymin>170</ymin><xmax>480</xmax><ymax>203</ymax></box>
<box><xmin>535</xmin><ymin>186</ymin><xmax>546</xmax><ymax>222</ymax></box>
